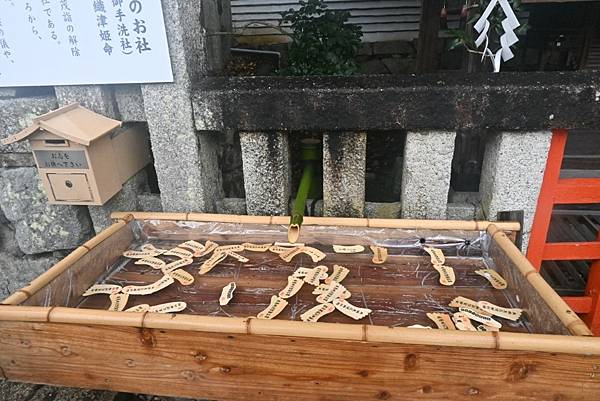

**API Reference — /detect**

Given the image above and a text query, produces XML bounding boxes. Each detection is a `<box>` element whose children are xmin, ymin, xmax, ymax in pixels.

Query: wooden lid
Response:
<box><xmin>1</xmin><ymin>103</ymin><xmax>121</xmax><ymax>146</ymax></box>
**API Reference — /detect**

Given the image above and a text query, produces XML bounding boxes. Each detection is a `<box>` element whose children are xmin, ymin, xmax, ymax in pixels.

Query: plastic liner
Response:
<box><xmin>133</xmin><ymin>220</ymin><xmax>488</xmax><ymax>257</ymax></box>
<box><xmin>36</xmin><ymin>219</ymin><xmax>538</xmax><ymax>333</ymax></box>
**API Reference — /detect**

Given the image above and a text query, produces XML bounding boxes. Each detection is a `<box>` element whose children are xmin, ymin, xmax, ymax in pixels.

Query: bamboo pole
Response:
<box><xmin>249</xmin><ymin>318</ymin><xmax>364</xmax><ymax>341</ymax></box>
<box><xmin>303</xmin><ymin>216</ymin><xmax>369</xmax><ymax>227</ymax></box>
<box><xmin>488</xmin><ymin>224</ymin><xmax>592</xmax><ymax>336</ymax></box>
<box><xmin>0</xmin><ymin>306</ymin><xmax>51</xmax><ymax>322</ymax></box>
<box><xmin>143</xmin><ymin>313</ymin><xmax>247</xmax><ymax>333</ymax></box>
<box><xmin>19</xmin><ymin>246</ymin><xmax>89</xmax><ymax>301</ymax></box>
<box><xmin>48</xmin><ymin>307</ymin><xmax>145</xmax><ymax>327</ymax></box>
<box><xmin>0</xmin><ymin>291</ymin><xmax>29</xmax><ymax>306</ymax></box>
<box><xmin>111</xmin><ymin>211</ymin><xmax>188</xmax><ymax>221</ymax></box>
<box><xmin>368</xmin><ymin>218</ymin><xmax>521</xmax><ymax>232</ymax></box>
<box><xmin>82</xmin><ymin>219</ymin><xmax>129</xmax><ymax>250</ymax></box>
<box><xmin>497</xmin><ymin>331</ymin><xmax>600</xmax><ymax>354</ymax></box>
<box><xmin>270</xmin><ymin>216</ymin><xmax>290</xmax><ymax>225</ymax></box>
<box><xmin>366</xmin><ymin>325</ymin><xmax>497</xmax><ymax>348</ymax></box>
<box><xmin>187</xmin><ymin>213</ymin><xmax>272</xmax><ymax>225</ymax></box>
<box><xmin>1</xmin><ymin>305</ymin><xmax>599</xmax><ymax>355</ymax></box>
<box><xmin>110</xmin><ymin>212</ymin><xmax>520</xmax><ymax>232</ymax></box>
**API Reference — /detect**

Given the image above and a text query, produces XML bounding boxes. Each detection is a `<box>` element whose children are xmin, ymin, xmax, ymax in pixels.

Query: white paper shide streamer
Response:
<box><xmin>473</xmin><ymin>0</ymin><xmax>520</xmax><ymax>72</ymax></box>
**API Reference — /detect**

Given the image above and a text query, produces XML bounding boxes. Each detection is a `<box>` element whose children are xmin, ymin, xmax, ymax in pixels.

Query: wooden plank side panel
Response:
<box><xmin>22</xmin><ymin>224</ymin><xmax>135</xmax><ymax>307</ymax></box>
<box><xmin>488</xmin><ymin>239</ymin><xmax>571</xmax><ymax>335</ymax></box>
<box><xmin>1</xmin><ymin>322</ymin><xmax>600</xmax><ymax>401</ymax></box>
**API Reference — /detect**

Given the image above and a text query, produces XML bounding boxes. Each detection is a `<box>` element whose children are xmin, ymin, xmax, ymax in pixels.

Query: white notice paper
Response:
<box><xmin>0</xmin><ymin>0</ymin><xmax>173</xmax><ymax>86</ymax></box>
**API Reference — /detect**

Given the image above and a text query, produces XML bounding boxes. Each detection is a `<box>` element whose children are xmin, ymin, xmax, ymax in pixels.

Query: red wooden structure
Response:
<box><xmin>528</xmin><ymin>129</ymin><xmax>600</xmax><ymax>335</ymax></box>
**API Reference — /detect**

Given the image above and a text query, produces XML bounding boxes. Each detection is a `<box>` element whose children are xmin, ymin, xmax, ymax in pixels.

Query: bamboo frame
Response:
<box><xmin>487</xmin><ymin>224</ymin><xmax>592</xmax><ymax>336</ymax></box>
<box><xmin>0</xmin><ymin>219</ymin><xmax>129</xmax><ymax>306</ymax></box>
<box><xmin>111</xmin><ymin>212</ymin><xmax>521</xmax><ymax>232</ymax></box>
<box><xmin>0</xmin><ymin>305</ymin><xmax>599</xmax><ymax>355</ymax></box>
<box><xmin>2</xmin><ymin>213</ymin><xmax>597</xmax><ymax>363</ymax></box>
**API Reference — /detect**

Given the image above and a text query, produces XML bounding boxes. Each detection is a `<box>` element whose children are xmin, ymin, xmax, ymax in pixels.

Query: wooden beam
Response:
<box><xmin>543</xmin><ymin>242</ymin><xmax>600</xmax><ymax>261</ymax></box>
<box><xmin>2</xmin><ymin>321</ymin><xmax>600</xmax><ymax>401</ymax></box>
<box><xmin>554</xmin><ymin>178</ymin><xmax>600</xmax><ymax>204</ymax></box>
<box><xmin>563</xmin><ymin>296</ymin><xmax>593</xmax><ymax>313</ymax></box>
<box><xmin>416</xmin><ymin>0</ymin><xmax>443</xmax><ymax>73</ymax></box>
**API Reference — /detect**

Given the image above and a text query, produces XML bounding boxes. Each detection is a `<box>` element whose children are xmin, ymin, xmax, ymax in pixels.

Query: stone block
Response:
<box><xmin>0</xmin><ymin>251</ymin><xmax>61</xmax><ymax>300</ymax></box>
<box><xmin>364</xmin><ymin>202</ymin><xmax>402</xmax><ymax>219</ymax></box>
<box><xmin>138</xmin><ymin>193</ymin><xmax>163</xmax><ymax>212</ymax></box>
<box><xmin>88</xmin><ymin>170</ymin><xmax>150</xmax><ymax>233</ymax></box>
<box><xmin>479</xmin><ymin>131</ymin><xmax>551</xmax><ymax>251</ymax></box>
<box><xmin>54</xmin><ymin>85</ymin><xmax>118</xmax><ymax>119</ymax></box>
<box><xmin>447</xmin><ymin>191</ymin><xmax>482</xmax><ymax>220</ymax></box>
<box><xmin>192</xmin><ymin>71</ymin><xmax>600</xmax><ymax>132</ymax></box>
<box><xmin>0</xmin><ymin>168</ymin><xmax>94</xmax><ymax>254</ymax></box>
<box><xmin>239</xmin><ymin>132</ymin><xmax>290</xmax><ymax>216</ymax></box>
<box><xmin>0</xmin><ymin>214</ymin><xmax>23</xmax><ymax>257</ymax></box>
<box><xmin>401</xmin><ymin>131</ymin><xmax>456</xmax><ymax>219</ymax></box>
<box><xmin>0</xmin><ymin>96</ymin><xmax>58</xmax><ymax>154</ymax></box>
<box><xmin>446</xmin><ymin>202</ymin><xmax>477</xmax><ymax>220</ymax></box>
<box><xmin>114</xmin><ymin>85</ymin><xmax>146</xmax><ymax>121</ymax></box>
<box><xmin>323</xmin><ymin>132</ymin><xmax>366</xmax><ymax>217</ymax></box>
<box><xmin>217</xmin><ymin>198</ymin><xmax>247</xmax><ymax>215</ymax></box>
<box><xmin>0</xmin><ymin>153</ymin><xmax>35</xmax><ymax>168</ymax></box>
<box><xmin>142</xmin><ymin>87</ymin><xmax>223</xmax><ymax>212</ymax></box>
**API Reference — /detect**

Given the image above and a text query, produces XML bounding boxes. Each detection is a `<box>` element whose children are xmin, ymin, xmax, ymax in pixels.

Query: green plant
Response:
<box><xmin>447</xmin><ymin>0</ymin><xmax>529</xmax><ymax>67</ymax></box>
<box><xmin>279</xmin><ymin>0</ymin><xmax>363</xmax><ymax>76</ymax></box>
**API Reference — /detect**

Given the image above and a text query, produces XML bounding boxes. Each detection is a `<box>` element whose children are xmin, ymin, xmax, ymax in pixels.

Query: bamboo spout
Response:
<box><xmin>288</xmin><ymin>139</ymin><xmax>321</xmax><ymax>243</ymax></box>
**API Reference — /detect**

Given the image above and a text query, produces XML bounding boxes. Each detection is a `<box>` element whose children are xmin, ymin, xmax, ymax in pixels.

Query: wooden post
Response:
<box><xmin>416</xmin><ymin>0</ymin><xmax>443</xmax><ymax>73</ymax></box>
<box><xmin>527</xmin><ymin>130</ymin><xmax>568</xmax><ymax>270</ymax></box>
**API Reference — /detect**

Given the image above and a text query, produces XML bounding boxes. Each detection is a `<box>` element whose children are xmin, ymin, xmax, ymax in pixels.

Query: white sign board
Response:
<box><xmin>0</xmin><ymin>0</ymin><xmax>173</xmax><ymax>87</ymax></box>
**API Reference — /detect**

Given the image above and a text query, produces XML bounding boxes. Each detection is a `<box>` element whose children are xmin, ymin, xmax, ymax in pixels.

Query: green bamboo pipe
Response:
<box><xmin>288</xmin><ymin>139</ymin><xmax>320</xmax><ymax>243</ymax></box>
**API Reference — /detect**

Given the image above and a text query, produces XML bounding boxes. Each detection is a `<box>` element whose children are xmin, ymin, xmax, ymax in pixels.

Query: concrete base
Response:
<box><xmin>479</xmin><ymin>131</ymin><xmax>552</xmax><ymax>251</ymax></box>
<box><xmin>239</xmin><ymin>132</ymin><xmax>290</xmax><ymax>216</ymax></box>
<box><xmin>401</xmin><ymin>131</ymin><xmax>456</xmax><ymax>219</ymax></box>
<box><xmin>323</xmin><ymin>132</ymin><xmax>366</xmax><ymax>217</ymax></box>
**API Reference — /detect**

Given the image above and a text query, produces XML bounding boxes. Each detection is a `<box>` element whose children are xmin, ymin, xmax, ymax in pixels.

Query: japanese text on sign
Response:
<box><xmin>0</xmin><ymin>0</ymin><xmax>173</xmax><ymax>86</ymax></box>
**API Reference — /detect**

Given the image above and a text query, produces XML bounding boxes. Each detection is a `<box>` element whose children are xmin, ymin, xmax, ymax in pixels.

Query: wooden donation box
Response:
<box><xmin>1</xmin><ymin>214</ymin><xmax>600</xmax><ymax>401</ymax></box>
<box><xmin>1</xmin><ymin>103</ymin><xmax>150</xmax><ymax>205</ymax></box>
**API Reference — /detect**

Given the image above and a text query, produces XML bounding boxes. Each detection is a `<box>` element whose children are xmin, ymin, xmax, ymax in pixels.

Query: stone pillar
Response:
<box><xmin>479</xmin><ymin>131</ymin><xmax>552</xmax><ymax>252</ymax></box>
<box><xmin>141</xmin><ymin>0</ymin><xmax>223</xmax><ymax>213</ymax></box>
<box><xmin>114</xmin><ymin>84</ymin><xmax>146</xmax><ymax>122</ymax></box>
<box><xmin>239</xmin><ymin>132</ymin><xmax>291</xmax><ymax>216</ymax></box>
<box><xmin>323</xmin><ymin>132</ymin><xmax>366</xmax><ymax>217</ymax></box>
<box><xmin>400</xmin><ymin>131</ymin><xmax>456</xmax><ymax>219</ymax></box>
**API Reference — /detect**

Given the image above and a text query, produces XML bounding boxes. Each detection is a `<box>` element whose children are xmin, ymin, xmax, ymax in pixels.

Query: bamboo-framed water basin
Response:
<box><xmin>1</xmin><ymin>212</ymin><xmax>599</xmax><ymax>401</ymax></box>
